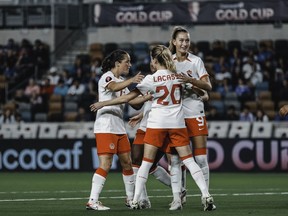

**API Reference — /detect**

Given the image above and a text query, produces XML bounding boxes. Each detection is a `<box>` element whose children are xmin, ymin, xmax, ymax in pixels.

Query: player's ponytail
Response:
<box><xmin>151</xmin><ymin>45</ymin><xmax>176</xmax><ymax>73</ymax></box>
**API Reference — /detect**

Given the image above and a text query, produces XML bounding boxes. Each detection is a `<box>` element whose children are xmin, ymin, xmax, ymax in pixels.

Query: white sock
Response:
<box><xmin>182</xmin><ymin>157</ymin><xmax>210</xmax><ymax>198</ymax></box>
<box><xmin>150</xmin><ymin>166</ymin><xmax>171</xmax><ymax>187</ymax></box>
<box><xmin>89</xmin><ymin>173</ymin><xmax>106</xmax><ymax>203</ymax></box>
<box><xmin>133</xmin><ymin>166</ymin><xmax>148</xmax><ymax>201</ymax></box>
<box><xmin>133</xmin><ymin>161</ymin><xmax>152</xmax><ymax>202</ymax></box>
<box><xmin>132</xmin><ymin>166</ymin><xmax>139</xmax><ymax>181</ymax></box>
<box><xmin>122</xmin><ymin>173</ymin><xmax>135</xmax><ymax>201</ymax></box>
<box><xmin>194</xmin><ymin>155</ymin><xmax>209</xmax><ymax>188</ymax></box>
<box><xmin>170</xmin><ymin>155</ymin><xmax>182</xmax><ymax>201</ymax></box>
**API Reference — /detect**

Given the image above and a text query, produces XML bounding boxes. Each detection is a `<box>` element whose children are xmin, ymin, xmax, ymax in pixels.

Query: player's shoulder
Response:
<box><xmin>100</xmin><ymin>71</ymin><xmax>116</xmax><ymax>82</ymax></box>
<box><xmin>187</xmin><ymin>52</ymin><xmax>203</xmax><ymax>62</ymax></box>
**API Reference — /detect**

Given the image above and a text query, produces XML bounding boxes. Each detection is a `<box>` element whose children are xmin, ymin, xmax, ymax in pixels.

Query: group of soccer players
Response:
<box><xmin>86</xmin><ymin>26</ymin><xmax>216</xmax><ymax>211</ymax></box>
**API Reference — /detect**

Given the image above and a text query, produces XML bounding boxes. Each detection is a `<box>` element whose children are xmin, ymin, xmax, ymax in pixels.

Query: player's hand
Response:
<box><xmin>132</xmin><ymin>72</ymin><xmax>144</xmax><ymax>83</ymax></box>
<box><xmin>128</xmin><ymin>112</ymin><xmax>143</xmax><ymax>127</ymax></box>
<box><xmin>279</xmin><ymin>105</ymin><xmax>288</xmax><ymax>117</ymax></box>
<box><xmin>90</xmin><ymin>102</ymin><xmax>104</xmax><ymax>112</ymax></box>
<box><xmin>178</xmin><ymin>72</ymin><xmax>194</xmax><ymax>85</ymax></box>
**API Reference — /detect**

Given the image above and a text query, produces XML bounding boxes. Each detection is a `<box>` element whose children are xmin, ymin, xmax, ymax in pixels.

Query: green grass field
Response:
<box><xmin>0</xmin><ymin>172</ymin><xmax>287</xmax><ymax>216</ymax></box>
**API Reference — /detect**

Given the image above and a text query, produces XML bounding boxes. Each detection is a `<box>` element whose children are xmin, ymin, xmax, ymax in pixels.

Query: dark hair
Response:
<box><xmin>101</xmin><ymin>49</ymin><xmax>129</xmax><ymax>73</ymax></box>
<box><xmin>168</xmin><ymin>26</ymin><xmax>189</xmax><ymax>54</ymax></box>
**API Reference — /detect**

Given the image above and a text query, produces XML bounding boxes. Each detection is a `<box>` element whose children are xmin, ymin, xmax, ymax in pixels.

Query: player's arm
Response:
<box><xmin>128</xmin><ymin>112</ymin><xmax>144</xmax><ymax>127</ymax></box>
<box><xmin>179</xmin><ymin>73</ymin><xmax>212</xmax><ymax>91</ymax></box>
<box><xmin>90</xmin><ymin>89</ymin><xmax>151</xmax><ymax>112</ymax></box>
<box><xmin>192</xmin><ymin>86</ymin><xmax>209</xmax><ymax>101</ymax></box>
<box><xmin>106</xmin><ymin>72</ymin><xmax>144</xmax><ymax>92</ymax></box>
<box><xmin>128</xmin><ymin>94</ymin><xmax>153</xmax><ymax>110</ymax></box>
<box><xmin>185</xmin><ymin>86</ymin><xmax>209</xmax><ymax>101</ymax></box>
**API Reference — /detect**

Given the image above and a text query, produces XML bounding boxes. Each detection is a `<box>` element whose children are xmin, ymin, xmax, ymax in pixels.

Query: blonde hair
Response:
<box><xmin>151</xmin><ymin>45</ymin><xmax>176</xmax><ymax>73</ymax></box>
<box><xmin>168</xmin><ymin>26</ymin><xmax>189</xmax><ymax>54</ymax></box>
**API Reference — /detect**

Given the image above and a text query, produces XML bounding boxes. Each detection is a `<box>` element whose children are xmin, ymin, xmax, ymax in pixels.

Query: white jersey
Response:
<box><xmin>94</xmin><ymin>71</ymin><xmax>129</xmax><ymax>134</ymax></box>
<box><xmin>173</xmin><ymin>53</ymin><xmax>208</xmax><ymax>118</ymax></box>
<box><xmin>136</xmin><ymin>69</ymin><xmax>185</xmax><ymax>129</ymax></box>
<box><xmin>138</xmin><ymin>100</ymin><xmax>152</xmax><ymax>132</ymax></box>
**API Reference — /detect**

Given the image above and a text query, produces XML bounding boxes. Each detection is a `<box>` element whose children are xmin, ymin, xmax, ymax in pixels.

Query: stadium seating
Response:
<box><xmin>274</xmin><ymin>39</ymin><xmax>288</xmax><ymax>58</ymax></box>
<box><xmin>227</xmin><ymin>40</ymin><xmax>242</xmax><ymax>53</ymax></box>
<box><xmin>118</xmin><ymin>42</ymin><xmax>134</xmax><ymax>55</ymax></box>
<box><xmin>133</xmin><ymin>42</ymin><xmax>149</xmax><ymax>63</ymax></box>
<box><xmin>242</xmin><ymin>40</ymin><xmax>258</xmax><ymax>52</ymax></box>
<box><xmin>64</xmin><ymin>102</ymin><xmax>78</xmax><ymax>112</ymax></box>
<box><xmin>244</xmin><ymin>101</ymin><xmax>258</xmax><ymax>113</ymax></box>
<box><xmin>1</xmin><ymin>37</ymin><xmax>288</xmax><ymax>142</ymax></box>
<box><xmin>104</xmin><ymin>43</ymin><xmax>119</xmax><ymax>56</ymax></box>
<box><xmin>278</xmin><ymin>100</ymin><xmax>288</xmax><ymax>110</ymax></box>
<box><xmin>196</xmin><ymin>41</ymin><xmax>211</xmax><ymax>56</ymax></box>
<box><xmin>64</xmin><ymin>111</ymin><xmax>78</xmax><ymax>122</ymax></box>
<box><xmin>89</xmin><ymin>42</ymin><xmax>104</xmax><ymax>60</ymax></box>
<box><xmin>34</xmin><ymin>113</ymin><xmax>48</xmax><ymax>122</ymax></box>
<box><xmin>258</xmin><ymin>91</ymin><xmax>272</xmax><ymax>101</ymax></box>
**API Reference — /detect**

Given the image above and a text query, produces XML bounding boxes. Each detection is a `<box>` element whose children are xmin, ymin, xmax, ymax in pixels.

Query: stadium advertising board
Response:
<box><xmin>0</xmin><ymin>139</ymin><xmax>287</xmax><ymax>172</ymax></box>
<box><xmin>91</xmin><ymin>0</ymin><xmax>287</xmax><ymax>26</ymax></box>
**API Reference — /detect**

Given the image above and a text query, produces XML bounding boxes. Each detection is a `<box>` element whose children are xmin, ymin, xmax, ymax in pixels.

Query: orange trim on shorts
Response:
<box><xmin>194</xmin><ymin>148</ymin><xmax>207</xmax><ymax>156</ymax></box>
<box><xmin>180</xmin><ymin>153</ymin><xmax>193</xmax><ymax>161</ymax></box>
<box><xmin>96</xmin><ymin>168</ymin><xmax>108</xmax><ymax>178</ymax></box>
<box><xmin>122</xmin><ymin>169</ymin><xmax>134</xmax><ymax>176</ymax></box>
<box><xmin>143</xmin><ymin>157</ymin><xmax>154</xmax><ymax>163</ymax></box>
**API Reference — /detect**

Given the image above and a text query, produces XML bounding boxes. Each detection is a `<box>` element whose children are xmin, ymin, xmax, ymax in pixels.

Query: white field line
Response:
<box><xmin>0</xmin><ymin>190</ymin><xmax>288</xmax><ymax>202</ymax></box>
<box><xmin>0</xmin><ymin>187</ymin><xmax>284</xmax><ymax>194</ymax></box>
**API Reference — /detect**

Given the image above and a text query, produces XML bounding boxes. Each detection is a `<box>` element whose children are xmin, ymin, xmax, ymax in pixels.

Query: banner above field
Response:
<box><xmin>0</xmin><ymin>139</ymin><xmax>287</xmax><ymax>172</ymax></box>
<box><xmin>91</xmin><ymin>0</ymin><xmax>288</xmax><ymax>26</ymax></box>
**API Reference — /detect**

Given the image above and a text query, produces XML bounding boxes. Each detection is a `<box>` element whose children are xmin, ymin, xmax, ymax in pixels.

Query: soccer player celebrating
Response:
<box><xmin>90</xmin><ymin>45</ymin><xmax>215</xmax><ymax>211</ymax></box>
<box><xmin>86</xmin><ymin>49</ymin><xmax>146</xmax><ymax>210</ymax></box>
<box><xmin>168</xmin><ymin>26</ymin><xmax>216</xmax><ymax>211</ymax></box>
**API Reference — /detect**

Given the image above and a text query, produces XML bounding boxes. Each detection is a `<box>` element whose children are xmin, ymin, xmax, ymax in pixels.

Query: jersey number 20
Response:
<box><xmin>156</xmin><ymin>84</ymin><xmax>182</xmax><ymax>105</ymax></box>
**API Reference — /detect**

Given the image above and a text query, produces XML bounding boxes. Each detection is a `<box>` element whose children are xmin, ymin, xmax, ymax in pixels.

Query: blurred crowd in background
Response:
<box><xmin>1</xmin><ymin>38</ymin><xmax>288</xmax><ymax>124</ymax></box>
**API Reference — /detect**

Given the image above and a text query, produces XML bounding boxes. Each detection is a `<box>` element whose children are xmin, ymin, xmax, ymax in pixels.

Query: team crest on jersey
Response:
<box><xmin>106</xmin><ymin>76</ymin><xmax>112</xmax><ymax>82</ymax></box>
<box><xmin>109</xmin><ymin>143</ymin><xmax>115</xmax><ymax>150</ymax></box>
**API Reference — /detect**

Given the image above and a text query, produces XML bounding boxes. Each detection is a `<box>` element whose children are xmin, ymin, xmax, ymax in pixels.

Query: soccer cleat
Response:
<box><xmin>139</xmin><ymin>199</ymin><xmax>151</xmax><ymax>209</ymax></box>
<box><xmin>169</xmin><ymin>200</ymin><xmax>183</xmax><ymax>210</ymax></box>
<box><xmin>212</xmin><ymin>204</ymin><xmax>217</xmax><ymax>210</ymax></box>
<box><xmin>86</xmin><ymin>201</ymin><xmax>110</xmax><ymax>210</ymax></box>
<box><xmin>181</xmin><ymin>189</ymin><xmax>187</xmax><ymax>205</ymax></box>
<box><xmin>129</xmin><ymin>200</ymin><xmax>140</xmax><ymax>210</ymax></box>
<box><xmin>201</xmin><ymin>195</ymin><xmax>214</xmax><ymax>211</ymax></box>
<box><xmin>125</xmin><ymin>199</ymin><xmax>132</xmax><ymax>208</ymax></box>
